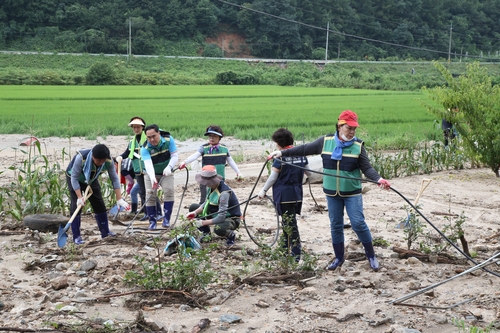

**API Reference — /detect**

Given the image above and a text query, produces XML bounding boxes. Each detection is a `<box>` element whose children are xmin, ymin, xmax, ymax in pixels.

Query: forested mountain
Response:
<box><xmin>1</xmin><ymin>0</ymin><xmax>500</xmax><ymax>61</ymax></box>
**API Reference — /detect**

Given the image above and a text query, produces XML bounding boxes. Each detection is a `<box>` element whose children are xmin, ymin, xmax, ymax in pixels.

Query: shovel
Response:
<box><xmin>57</xmin><ymin>186</ymin><xmax>92</xmax><ymax>248</ymax></box>
<box><xmin>397</xmin><ymin>178</ymin><xmax>432</xmax><ymax>229</ymax></box>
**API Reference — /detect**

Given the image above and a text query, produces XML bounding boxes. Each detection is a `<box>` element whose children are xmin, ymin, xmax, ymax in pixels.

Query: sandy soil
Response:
<box><xmin>1</xmin><ymin>134</ymin><xmax>500</xmax><ymax>333</ymax></box>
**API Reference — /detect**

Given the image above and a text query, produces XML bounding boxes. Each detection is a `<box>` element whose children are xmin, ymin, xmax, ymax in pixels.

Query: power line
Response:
<box><xmin>215</xmin><ymin>0</ymin><xmax>498</xmax><ymax>60</ymax></box>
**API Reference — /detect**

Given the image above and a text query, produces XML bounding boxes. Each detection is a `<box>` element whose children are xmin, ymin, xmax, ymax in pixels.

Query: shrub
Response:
<box><xmin>202</xmin><ymin>44</ymin><xmax>223</xmax><ymax>58</ymax></box>
<box><xmin>86</xmin><ymin>62</ymin><xmax>117</xmax><ymax>85</ymax></box>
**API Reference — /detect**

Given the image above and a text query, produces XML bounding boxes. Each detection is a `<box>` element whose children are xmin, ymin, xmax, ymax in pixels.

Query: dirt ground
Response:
<box><xmin>1</xmin><ymin>134</ymin><xmax>500</xmax><ymax>333</ymax></box>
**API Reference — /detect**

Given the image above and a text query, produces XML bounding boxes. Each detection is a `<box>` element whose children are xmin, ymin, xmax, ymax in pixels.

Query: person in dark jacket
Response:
<box><xmin>258</xmin><ymin>128</ymin><xmax>311</xmax><ymax>261</ymax></box>
<box><xmin>66</xmin><ymin>144</ymin><xmax>129</xmax><ymax>244</ymax></box>
<box><xmin>268</xmin><ymin>110</ymin><xmax>391</xmax><ymax>271</ymax></box>
<box><xmin>186</xmin><ymin>165</ymin><xmax>241</xmax><ymax>247</ymax></box>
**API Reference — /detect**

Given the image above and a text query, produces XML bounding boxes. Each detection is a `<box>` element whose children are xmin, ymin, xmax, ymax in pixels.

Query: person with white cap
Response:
<box><xmin>116</xmin><ymin>116</ymin><xmax>148</xmax><ymax>217</ymax></box>
<box><xmin>268</xmin><ymin>110</ymin><xmax>391</xmax><ymax>272</ymax></box>
<box><xmin>178</xmin><ymin>125</ymin><xmax>243</xmax><ymax>204</ymax></box>
<box><xmin>186</xmin><ymin>165</ymin><xmax>241</xmax><ymax>247</ymax></box>
<box><xmin>66</xmin><ymin>144</ymin><xmax>130</xmax><ymax>244</ymax></box>
<box><xmin>141</xmin><ymin>124</ymin><xmax>178</xmax><ymax>230</ymax></box>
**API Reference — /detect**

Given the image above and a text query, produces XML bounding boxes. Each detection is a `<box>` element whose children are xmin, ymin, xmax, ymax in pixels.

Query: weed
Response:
<box><xmin>452</xmin><ymin>318</ymin><xmax>496</xmax><ymax>333</ymax></box>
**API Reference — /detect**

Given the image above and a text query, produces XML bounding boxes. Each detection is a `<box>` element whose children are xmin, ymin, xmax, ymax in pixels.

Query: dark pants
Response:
<box><xmin>280</xmin><ymin>202</ymin><xmax>301</xmax><ymax>254</ymax></box>
<box><xmin>136</xmin><ymin>174</ymin><xmax>146</xmax><ymax>212</ymax></box>
<box><xmin>189</xmin><ymin>203</ymin><xmax>240</xmax><ymax>237</ymax></box>
<box><xmin>66</xmin><ymin>176</ymin><xmax>106</xmax><ymax>215</ymax></box>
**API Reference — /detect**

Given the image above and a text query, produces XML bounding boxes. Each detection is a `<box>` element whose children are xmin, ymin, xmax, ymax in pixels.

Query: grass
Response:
<box><xmin>0</xmin><ymin>85</ymin><xmax>440</xmax><ymax>148</ymax></box>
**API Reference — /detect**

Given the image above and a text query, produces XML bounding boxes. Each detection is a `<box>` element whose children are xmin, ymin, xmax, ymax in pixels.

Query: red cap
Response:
<box><xmin>338</xmin><ymin>110</ymin><xmax>359</xmax><ymax>127</ymax></box>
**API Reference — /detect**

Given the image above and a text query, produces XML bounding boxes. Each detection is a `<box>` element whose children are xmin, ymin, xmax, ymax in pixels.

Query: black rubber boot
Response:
<box><xmin>95</xmin><ymin>212</ymin><xmax>116</xmax><ymax>238</ymax></box>
<box><xmin>162</xmin><ymin>201</ymin><xmax>174</xmax><ymax>228</ymax></box>
<box><xmin>146</xmin><ymin>206</ymin><xmax>157</xmax><ymax>230</ymax></box>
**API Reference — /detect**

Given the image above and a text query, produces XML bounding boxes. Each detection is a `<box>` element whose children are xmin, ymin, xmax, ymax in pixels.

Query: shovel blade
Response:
<box><xmin>57</xmin><ymin>224</ymin><xmax>69</xmax><ymax>248</ymax></box>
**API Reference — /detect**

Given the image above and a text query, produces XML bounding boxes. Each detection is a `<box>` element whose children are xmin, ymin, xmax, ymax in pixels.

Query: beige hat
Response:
<box><xmin>128</xmin><ymin>117</ymin><xmax>145</xmax><ymax>127</ymax></box>
<box><xmin>195</xmin><ymin>165</ymin><xmax>222</xmax><ymax>187</ymax></box>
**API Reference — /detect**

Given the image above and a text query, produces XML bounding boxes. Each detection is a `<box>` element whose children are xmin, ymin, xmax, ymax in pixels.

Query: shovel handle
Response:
<box><xmin>63</xmin><ymin>186</ymin><xmax>93</xmax><ymax>229</ymax></box>
<box><xmin>413</xmin><ymin>179</ymin><xmax>432</xmax><ymax>206</ymax></box>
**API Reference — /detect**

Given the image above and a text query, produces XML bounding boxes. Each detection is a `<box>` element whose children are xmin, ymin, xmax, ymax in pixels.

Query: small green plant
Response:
<box><xmin>452</xmin><ymin>318</ymin><xmax>496</xmax><ymax>333</ymax></box>
<box><xmin>124</xmin><ymin>226</ymin><xmax>217</xmax><ymax>292</ymax></box>
<box><xmin>402</xmin><ymin>205</ymin><xmax>426</xmax><ymax>250</ymax></box>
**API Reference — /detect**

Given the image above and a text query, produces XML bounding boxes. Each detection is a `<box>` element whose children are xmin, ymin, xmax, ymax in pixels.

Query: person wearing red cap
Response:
<box><xmin>268</xmin><ymin>110</ymin><xmax>391</xmax><ymax>272</ymax></box>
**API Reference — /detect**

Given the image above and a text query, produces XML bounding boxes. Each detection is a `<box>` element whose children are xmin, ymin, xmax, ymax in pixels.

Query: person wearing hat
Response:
<box><xmin>141</xmin><ymin>124</ymin><xmax>178</xmax><ymax>230</ymax></box>
<box><xmin>178</xmin><ymin>125</ymin><xmax>243</xmax><ymax>204</ymax></box>
<box><xmin>268</xmin><ymin>110</ymin><xmax>391</xmax><ymax>271</ymax></box>
<box><xmin>186</xmin><ymin>165</ymin><xmax>241</xmax><ymax>247</ymax></box>
<box><xmin>257</xmin><ymin>128</ymin><xmax>311</xmax><ymax>262</ymax></box>
<box><xmin>66</xmin><ymin>144</ymin><xmax>130</xmax><ymax>244</ymax></box>
<box><xmin>116</xmin><ymin>116</ymin><xmax>148</xmax><ymax>217</ymax></box>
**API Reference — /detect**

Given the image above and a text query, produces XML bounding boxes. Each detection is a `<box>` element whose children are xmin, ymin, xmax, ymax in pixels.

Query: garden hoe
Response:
<box><xmin>397</xmin><ymin>178</ymin><xmax>432</xmax><ymax>229</ymax></box>
<box><xmin>57</xmin><ymin>186</ymin><xmax>92</xmax><ymax>248</ymax></box>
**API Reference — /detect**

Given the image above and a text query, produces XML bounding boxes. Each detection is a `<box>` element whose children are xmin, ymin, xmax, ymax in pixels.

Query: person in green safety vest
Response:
<box><xmin>268</xmin><ymin>110</ymin><xmax>391</xmax><ymax>272</ymax></box>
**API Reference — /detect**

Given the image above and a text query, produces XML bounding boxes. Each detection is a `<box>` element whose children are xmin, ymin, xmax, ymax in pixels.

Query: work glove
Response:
<box><xmin>117</xmin><ymin>199</ymin><xmax>130</xmax><ymax>210</ymax></box>
<box><xmin>235</xmin><ymin>173</ymin><xmax>243</xmax><ymax>181</ymax></box>
<box><xmin>163</xmin><ymin>166</ymin><xmax>172</xmax><ymax>176</ymax></box>
<box><xmin>186</xmin><ymin>211</ymin><xmax>197</xmax><ymax>220</ymax></box>
<box><xmin>178</xmin><ymin>162</ymin><xmax>187</xmax><ymax>170</ymax></box>
<box><xmin>267</xmin><ymin>150</ymin><xmax>282</xmax><ymax>160</ymax></box>
<box><xmin>77</xmin><ymin>197</ymin><xmax>86</xmax><ymax>207</ymax></box>
<box><xmin>195</xmin><ymin>219</ymin><xmax>204</xmax><ymax>228</ymax></box>
<box><xmin>258</xmin><ymin>189</ymin><xmax>266</xmax><ymax>199</ymax></box>
<box><xmin>378</xmin><ymin>178</ymin><xmax>391</xmax><ymax>190</ymax></box>
<box><xmin>115</xmin><ymin>156</ymin><xmax>123</xmax><ymax>164</ymax></box>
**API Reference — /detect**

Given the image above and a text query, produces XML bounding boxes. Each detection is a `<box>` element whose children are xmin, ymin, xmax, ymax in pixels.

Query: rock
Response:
<box><xmin>51</xmin><ymin>276</ymin><xmax>68</xmax><ymax>290</ymax></box>
<box><xmin>179</xmin><ymin>304</ymin><xmax>191</xmax><ymax>311</ymax></box>
<box><xmin>80</xmin><ymin>260</ymin><xmax>97</xmax><ymax>272</ymax></box>
<box><xmin>59</xmin><ymin>305</ymin><xmax>78</xmax><ymax>312</ymax></box>
<box><xmin>55</xmin><ymin>262</ymin><xmax>68</xmax><ymax>271</ymax></box>
<box><xmin>220</xmin><ymin>314</ymin><xmax>242</xmax><ymax>323</ymax></box>
<box><xmin>407</xmin><ymin>281</ymin><xmax>421</xmax><ymax>290</ymax></box>
<box><xmin>406</xmin><ymin>257</ymin><xmax>423</xmax><ymax>266</ymax></box>
<box><xmin>298</xmin><ymin>287</ymin><xmax>317</xmax><ymax>296</ymax></box>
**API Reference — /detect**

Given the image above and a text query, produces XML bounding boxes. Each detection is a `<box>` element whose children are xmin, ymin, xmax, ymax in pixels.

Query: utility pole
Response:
<box><xmin>128</xmin><ymin>17</ymin><xmax>132</xmax><ymax>61</ymax></box>
<box><xmin>448</xmin><ymin>22</ymin><xmax>452</xmax><ymax>62</ymax></box>
<box><xmin>325</xmin><ymin>22</ymin><xmax>329</xmax><ymax>61</ymax></box>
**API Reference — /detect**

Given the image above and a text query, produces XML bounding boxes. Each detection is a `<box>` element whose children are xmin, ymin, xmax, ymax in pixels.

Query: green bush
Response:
<box><xmin>215</xmin><ymin>71</ymin><xmax>258</xmax><ymax>85</ymax></box>
<box><xmin>86</xmin><ymin>62</ymin><xmax>117</xmax><ymax>85</ymax></box>
<box><xmin>202</xmin><ymin>44</ymin><xmax>223</xmax><ymax>58</ymax></box>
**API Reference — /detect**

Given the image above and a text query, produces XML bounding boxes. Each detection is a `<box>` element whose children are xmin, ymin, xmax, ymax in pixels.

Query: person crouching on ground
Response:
<box><xmin>268</xmin><ymin>110</ymin><xmax>391</xmax><ymax>271</ymax></box>
<box><xmin>66</xmin><ymin>144</ymin><xmax>130</xmax><ymax>244</ymax></box>
<box><xmin>186</xmin><ymin>165</ymin><xmax>241</xmax><ymax>247</ymax></box>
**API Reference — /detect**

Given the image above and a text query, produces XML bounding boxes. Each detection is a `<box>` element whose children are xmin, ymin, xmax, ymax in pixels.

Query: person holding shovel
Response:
<box><xmin>66</xmin><ymin>144</ymin><xmax>130</xmax><ymax>245</ymax></box>
<box><xmin>257</xmin><ymin>128</ymin><xmax>311</xmax><ymax>262</ymax></box>
<box><xmin>186</xmin><ymin>165</ymin><xmax>241</xmax><ymax>247</ymax></box>
<box><xmin>178</xmin><ymin>125</ymin><xmax>243</xmax><ymax>204</ymax></box>
<box><xmin>141</xmin><ymin>124</ymin><xmax>178</xmax><ymax>230</ymax></box>
<box><xmin>268</xmin><ymin>110</ymin><xmax>391</xmax><ymax>271</ymax></box>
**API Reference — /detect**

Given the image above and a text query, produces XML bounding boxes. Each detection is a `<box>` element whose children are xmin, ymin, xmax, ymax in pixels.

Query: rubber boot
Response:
<box><xmin>226</xmin><ymin>231</ymin><xmax>236</xmax><ymax>247</ymax></box>
<box><xmin>291</xmin><ymin>243</ymin><xmax>302</xmax><ymax>263</ymax></box>
<box><xmin>146</xmin><ymin>206</ymin><xmax>157</xmax><ymax>230</ymax></box>
<box><xmin>198</xmin><ymin>225</ymin><xmax>211</xmax><ymax>242</ymax></box>
<box><xmin>362</xmin><ymin>242</ymin><xmax>380</xmax><ymax>271</ymax></box>
<box><xmin>71</xmin><ymin>214</ymin><xmax>84</xmax><ymax>245</ymax></box>
<box><xmin>162</xmin><ymin>201</ymin><xmax>174</xmax><ymax>228</ymax></box>
<box><xmin>95</xmin><ymin>212</ymin><xmax>116</xmax><ymax>238</ymax></box>
<box><xmin>131</xmin><ymin>203</ymin><xmax>138</xmax><ymax>214</ymax></box>
<box><xmin>327</xmin><ymin>242</ymin><xmax>345</xmax><ymax>271</ymax></box>
<box><xmin>155</xmin><ymin>199</ymin><xmax>164</xmax><ymax>223</ymax></box>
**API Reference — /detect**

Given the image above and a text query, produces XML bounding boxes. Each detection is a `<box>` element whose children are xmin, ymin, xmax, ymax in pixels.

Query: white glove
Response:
<box><xmin>195</xmin><ymin>219</ymin><xmax>204</xmax><ymax>227</ymax></box>
<box><xmin>236</xmin><ymin>173</ymin><xmax>243</xmax><ymax>181</ymax></box>
<box><xmin>163</xmin><ymin>166</ymin><xmax>172</xmax><ymax>176</ymax></box>
<box><xmin>117</xmin><ymin>199</ymin><xmax>130</xmax><ymax>210</ymax></box>
<box><xmin>178</xmin><ymin>162</ymin><xmax>187</xmax><ymax>170</ymax></box>
<box><xmin>186</xmin><ymin>211</ymin><xmax>197</xmax><ymax>220</ymax></box>
<box><xmin>115</xmin><ymin>156</ymin><xmax>123</xmax><ymax>163</ymax></box>
<box><xmin>77</xmin><ymin>197</ymin><xmax>85</xmax><ymax>207</ymax></box>
<box><xmin>267</xmin><ymin>150</ymin><xmax>282</xmax><ymax>160</ymax></box>
<box><xmin>258</xmin><ymin>189</ymin><xmax>266</xmax><ymax>199</ymax></box>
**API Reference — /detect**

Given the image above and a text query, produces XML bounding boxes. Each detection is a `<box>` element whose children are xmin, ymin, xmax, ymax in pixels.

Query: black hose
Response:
<box><xmin>273</xmin><ymin>157</ymin><xmax>500</xmax><ymax>279</ymax></box>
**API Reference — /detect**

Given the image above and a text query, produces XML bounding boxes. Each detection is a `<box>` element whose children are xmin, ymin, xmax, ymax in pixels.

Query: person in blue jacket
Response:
<box><xmin>66</xmin><ymin>144</ymin><xmax>129</xmax><ymax>244</ymax></box>
<box><xmin>257</xmin><ymin>128</ymin><xmax>311</xmax><ymax>262</ymax></box>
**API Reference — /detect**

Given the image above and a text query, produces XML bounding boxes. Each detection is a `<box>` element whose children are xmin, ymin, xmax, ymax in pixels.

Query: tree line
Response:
<box><xmin>1</xmin><ymin>0</ymin><xmax>500</xmax><ymax>61</ymax></box>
